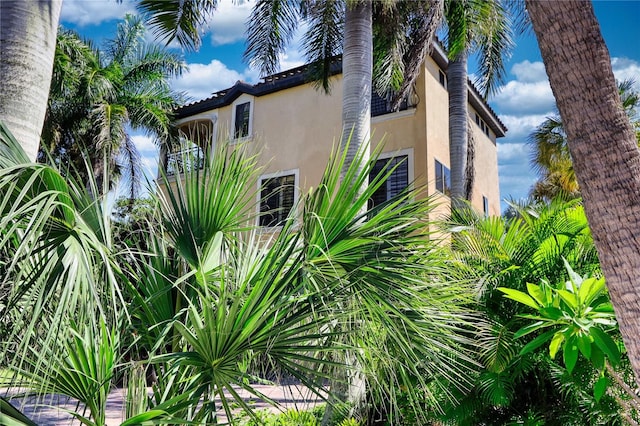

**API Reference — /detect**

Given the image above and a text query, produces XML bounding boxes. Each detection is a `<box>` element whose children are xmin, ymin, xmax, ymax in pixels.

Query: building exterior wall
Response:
<box><xmin>165</xmin><ymin>54</ymin><xmax>504</xmax><ymax>223</ymax></box>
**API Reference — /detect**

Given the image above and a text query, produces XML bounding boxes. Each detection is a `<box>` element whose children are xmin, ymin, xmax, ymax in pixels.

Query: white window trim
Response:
<box><xmin>256</xmin><ymin>168</ymin><xmax>300</xmax><ymax>229</ymax></box>
<box><xmin>376</xmin><ymin>148</ymin><xmax>415</xmax><ymax>202</ymax></box>
<box><xmin>434</xmin><ymin>157</ymin><xmax>451</xmax><ymax>198</ymax></box>
<box><xmin>231</xmin><ymin>94</ymin><xmax>254</xmax><ymax>143</ymax></box>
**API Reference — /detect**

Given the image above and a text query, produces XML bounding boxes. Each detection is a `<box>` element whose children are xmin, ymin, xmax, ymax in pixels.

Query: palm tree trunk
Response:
<box><xmin>526</xmin><ymin>0</ymin><xmax>640</xmax><ymax>385</ymax></box>
<box><xmin>0</xmin><ymin>0</ymin><xmax>61</xmax><ymax>161</ymax></box>
<box><xmin>341</xmin><ymin>0</ymin><xmax>372</xmax><ymax>177</ymax></box>
<box><xmin>448</xmin><ymin>53</ymin><xmax>469</xmax><ymax>208</ymax></box>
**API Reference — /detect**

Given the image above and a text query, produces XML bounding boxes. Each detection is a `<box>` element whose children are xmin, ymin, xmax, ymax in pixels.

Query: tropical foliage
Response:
<box><xmin>41</xmin><ymin>15</ymin><xmax>185</xmax><ymax>197</ymax></box>
<box><xmin>528</xmin><ymin>79</ymin><xmax>640</xmax><ymax>202</ymax></box>
<box><xmin>0</xmin><ymin>121</ymin><xmax>479</xmax><ymax>425</ymax></box>
<box><xmin>443</xmin><ymin>200</ymin><xmax>638</xmax><ymax>424</ymax></box>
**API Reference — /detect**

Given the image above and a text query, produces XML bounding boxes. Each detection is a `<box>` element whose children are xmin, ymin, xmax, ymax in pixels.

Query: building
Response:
<box><xmin>162</xmin><ymin>43</ymin><xmax>506</xmax><ymax>227</ymax></box>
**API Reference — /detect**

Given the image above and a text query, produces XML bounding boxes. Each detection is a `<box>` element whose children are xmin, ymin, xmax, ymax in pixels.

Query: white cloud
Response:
<box><xmin>510</xmin><ymin>60</ymin><xmax>547</xmax><ymax>83</ymax></box>
<box><xmin>131</xmin><ymin>134</ymin><xmax>157</xmax><ymax>154</ymax></box>
<box><xmin>612</xmin><ymin>57</ymin><xmax>640</xmax><ymax>92</ymax></box>
<box><xmin>500</xmin><ymin>113</ymin><xmax>553</xmax><ymax>140</ymax></box>
<box><xmin>275</xmin><ymin>51</ymin><xmax>307</xmax><ymax>73</ymax></box>
<box><xmin>205</xmin><ymin>0</ymin><xmax>254</xmax><ymax>46</ymax></box>
<box><xmin>172</xmin><ymin>60</ymin><xmax>259</xmax><ymax>101</ymax></box>
<box><xmin>61</xmin><ymin>0</ymin><xmax>136</xmax><ymax>26</ymax></box>
<box><xmin>498</xmin><ymin>142</ymin><xmax>528</xmax><ymax>162</ymax></box>
<box><xmin>493</xmin><ymin>79</ymin><xmax>555</xmax><ymax>115</ymax></box>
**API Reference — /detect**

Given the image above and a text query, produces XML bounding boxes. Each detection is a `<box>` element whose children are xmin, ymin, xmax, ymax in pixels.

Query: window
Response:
<box><xmin>483</xmin><ymin>196</ymin><xmax>489</xmax><ymax>217</ymax></box>
<box><xmin>234</xmin><ymin>101</ymin><xmax>251</xmax><ymax>139</ymax></box>
<box><xmin>438</xmin><ymin>69</ymin><xmax>447</xmax><ymax>89</ymax></box>
<box><xmin>259</xmin><ymin>174</ymin><xmax>296</xmax><ymax>227</ymax></box>
<box><xmin>369</xmin><ymin>155</ymin><xmax>409</xmax><ymax>208</ymax></box>
<box><xmin>371</xmin><ymin>91</ymin><xmax>409</xmax><ymax>117</ymax></box>
<box><xmin>475</xmin><ymin>113</ymin><xmax>491</xmax><ymax>137</ymax></box>
<box><xmin>435</xmin><ymin>159</ymin><xmax>450</xmax><ymax>196</ymax></box>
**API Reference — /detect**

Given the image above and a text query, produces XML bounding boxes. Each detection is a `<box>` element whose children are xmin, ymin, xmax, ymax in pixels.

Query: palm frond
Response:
<box><xmin>156</xmin><ymin>140</ymin><xmax>262</xmax><ymax>269</ymax></box>
<box><xmin>107</xmin><ymin>14</ymin><xmax>145</xmax><ymax>65</ymax></box>
<box><xmin>387</xmin><ymin>0</ymin><xmax>443</xmax><ymax>111</ymax></box>
<box><xmin>244</xmin><ymin>0</ymin><xmax>300</xmax><ymax>76</ymax></box>
<box><xmin>301</xmin><ymin>0</ymin><xmax>345</xmax><ymax>93</ymax></box>
<box><xmin>137</xmin><ymin>0</ymin><xmax>218</xmax><ymax>51</ymax></box>
<box><xmin>471</xmin><ymin>0</ymin><xmax>514</xmax><ymax>97</ymax></box>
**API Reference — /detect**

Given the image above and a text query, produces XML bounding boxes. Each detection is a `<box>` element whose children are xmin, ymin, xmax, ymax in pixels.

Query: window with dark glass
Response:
<box><xmin>439</xmin><ymin>69</ymin><xmax>447</xmax><ymax>88</ymax></box>
<box><xmin>483</xmin><ymin>196</ymin><xmax>490</xmax><ymax>217</ymax></box>
<box><xmin>435</xmin><ymin>159</ymin><xmax>450</xmax><ymax>196</ymax></box>
<box><xmin>369</xmin><ymin>155</ymin><xmax>409</xmax><ymax>208</ymax></box>
<box><xmin>259</xmin><ymin>174</ymin><xmax>295</xmax><ymax>227</ymax></box>
<box><xmin>371</xmin><ymin>91</ymin><xmax>409</xmax><ymax>117</ymax></box>
<box><xmin>234</xmin><ymin>102</ymin><xmax>250</xmax><ymax>138</ymax></box>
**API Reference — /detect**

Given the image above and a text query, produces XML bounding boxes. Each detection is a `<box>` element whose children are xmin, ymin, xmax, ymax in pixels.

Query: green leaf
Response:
<box><xmin>120</xmin><ymin>410</ymin><xmax>169</xmax><ymax>425</ymax></box>
<box><xmin>556</xmin><ymin>289</ymin><xmax>578</xmax><ymax>310</ymax></box>
<box><xmin>549</xmin><ymin>332</ymin><xmax>564</xmax><ymax>359</ymax></box>
<box><xmin>590</xmin><ymin>327</ymin><xmax>621</xmax><ymax>365</ymax></box>
<box><xmin>591</xmin><ymin>346</ymin><xmax>605</xmax><ymax>370</ymax></box>
<box><xmin>520</xmin><ymin>329</ymin><xmax>556</xmax><ymax>356</ymax></box>
<box><xmin>0</xmin><ymin>397</ymin><xmax>38</xmax><ymax>426</ymax></box>
<box><xmin>527</xmin><ymin>282</ymin><xmax>547</xmax><ymax>306</ymax></box>
<box><xmin>513</xmin><ymin>321</ymin><xmax>548</xmax><ymax>339</ymax></box>
<box><xmin>577</xmin><ymin>333</ymin><xmax>592</xmax><ymax>359</ymax></box>
<box><xmin>563</xmin><ymin>335</ymin><xmax>579</xmax><ymax>373</ymax></box>
<box><xmin>582</xmin><ymin>277</ymin><xmax>607</xmax><ymax>307</ymax></box>
<box><xmin>539</xmin><ymin>306</ymin><xmax>564</xmax><ymax>321</ymax></box>
<box><xmin>498</xmin><ymin>287</ymin><xmax>540</xmax><ymax>310</ymax></box>
<box><xmin>563</xmin><ymin>259</ymin><xmax>583</xmax><ymax>288</ymax></box>
<box><xmin>593</xmin><ymin>375</ymin><xmax>608</xmax><ymax>402</ymax></box>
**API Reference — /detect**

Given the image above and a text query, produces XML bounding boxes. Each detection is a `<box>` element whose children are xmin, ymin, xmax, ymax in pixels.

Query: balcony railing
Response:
<box><xmin>165</xmin><ymin>146</ymin><xmax>204</xmax><ymax>176</ymax></box>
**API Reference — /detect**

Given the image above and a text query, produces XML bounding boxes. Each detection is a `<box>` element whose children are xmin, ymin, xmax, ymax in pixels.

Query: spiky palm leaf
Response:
<box><xmin>136</xmin><ymin>0</ymin><xmax>219</xmax><ymax>51</ymax></box>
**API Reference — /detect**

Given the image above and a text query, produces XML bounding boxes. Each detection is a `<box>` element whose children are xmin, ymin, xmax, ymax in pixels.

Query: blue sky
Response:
<box><xmin>60</xmin><ymin>0</ymin><xmax>640</xmax><ymax>209</ymax></box>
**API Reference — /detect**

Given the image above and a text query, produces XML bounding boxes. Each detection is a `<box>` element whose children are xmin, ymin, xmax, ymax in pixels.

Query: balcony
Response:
<box><xmin>165</xmin><ymin>146</ymin><xmax>204</xmax><ymax>176</ymax></box>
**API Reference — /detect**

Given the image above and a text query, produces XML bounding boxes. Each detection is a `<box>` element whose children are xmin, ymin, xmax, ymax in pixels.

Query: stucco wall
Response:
<box><xmin>168</xmin><ymin>55</ymin><xmax>503</xmax><ymax>222</ymax></box>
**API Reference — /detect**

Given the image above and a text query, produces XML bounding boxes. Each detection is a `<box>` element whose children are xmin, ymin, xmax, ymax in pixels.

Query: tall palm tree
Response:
<box><xmin>41</xmin><ymin>15</ymin><xmax>185</xmax><ymax>196</ymax></box>
<box><xmin>525</xmin><ymin>0</ymin><xmax>640</xmax><ymax>385</ymax></box>
<box><xmin>0</xmin><ymin>1</ymin><xmax>62</xmax><ymax>161</ymax></box>
<box><xmin>244</xmin><ymin>0</ymin><xmax>443</xmax><ymax>174</ymax></box>
<box><xmin>529</xmin><ymin>79</ymin><xmax>640</xmax><ymax>202</ymax></box>
<box><xmin>0</xmin><ymin>0</ymin><xmax>214</xmax><ymax>162</ymax></box>
<box><xmin>443</xmin><ymin>0</ymin><xmax>513</xmax><ymax>206</ymax></box>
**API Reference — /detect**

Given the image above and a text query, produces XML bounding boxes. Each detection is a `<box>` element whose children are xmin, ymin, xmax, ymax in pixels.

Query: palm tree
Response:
<box><xmin>0</xmin><ymin>0</ymin><xmax>214</xmax><ymax>162</ymax></box>
<box><xmin>529</xmin><ymin>79</ymin><xmax>640</xmax><ymax>202</ymax></box>
<box><xmin>443</xmin><ymin>0</ymin><xmax>513</xmax><ymax>206</ymax></box>
<box><xmin>41</xmin><ymin>15</ymin><xmax>185</xmax><ymax>197</ymax></box>
<box><xmin>0</xmin><ymin>1</ymin><xmax>62</xmax><ymax>161</ymax></box>
<box><xmin>1</xmin><ymin>123</ymin><xmax>480</xmax><ymax>424</ymax></box>
<box><xmin>244</xmin><ymin>0</ymin><xmax>443</xmax><ymax>174</ymax></box>
<box><xmin>525</xmin><ymin>0</ymin><xmax>640</xmax><ymax>385</ymax></box>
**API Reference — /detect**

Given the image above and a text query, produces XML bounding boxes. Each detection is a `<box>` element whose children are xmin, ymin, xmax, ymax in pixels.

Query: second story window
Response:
<box><xmin>259</xmin><ymin>174</ymin><xmax>296</xmax><ymax>227</ymax></box>
<box><xmin>435</xmin><ymin>159</ymin><xmax>451</xmax><ymax>196</ymax></box>
<box><xmin>234</xmin><ymin>101</ymin><xmax>251</xmax><ymax>139</ymax></box>
<box><xmin>439</xmin><ymin>69</ymin><xmax>447</xmax><ymax>89</ymax></box>
<box><xmin>483</xmin><ymin>196</ymin><xmax>490</xmax><ymax>217</ymax></box>
<box><xmin>369</xmin><ymin>155</ymin><xmax>409</xmax><ymax>208</ymax></box>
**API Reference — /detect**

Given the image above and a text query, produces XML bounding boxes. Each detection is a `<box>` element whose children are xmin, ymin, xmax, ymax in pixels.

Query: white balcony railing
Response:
<box><xmin>165</xmin><ymin>146</ymin><xmax>204</xmax><ymax>176</ymax></box>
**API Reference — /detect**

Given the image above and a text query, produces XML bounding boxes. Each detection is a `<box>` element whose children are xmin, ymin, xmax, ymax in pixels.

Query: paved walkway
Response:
<box><xmin>3</xmin><ymin>385</ymin><xmax>323</xmax><ymax>425</ymax></box>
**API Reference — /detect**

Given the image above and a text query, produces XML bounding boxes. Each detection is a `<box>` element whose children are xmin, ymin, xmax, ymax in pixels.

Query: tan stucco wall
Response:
<box><xmin>469</xmin><ymin>106</ymin><xmax>502</xmax><ymax>216</ymax></box>
<box><xmin>167</xmin><ymin>55</ymin><xmax>502</xmax><ymax>222</ymax></box>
